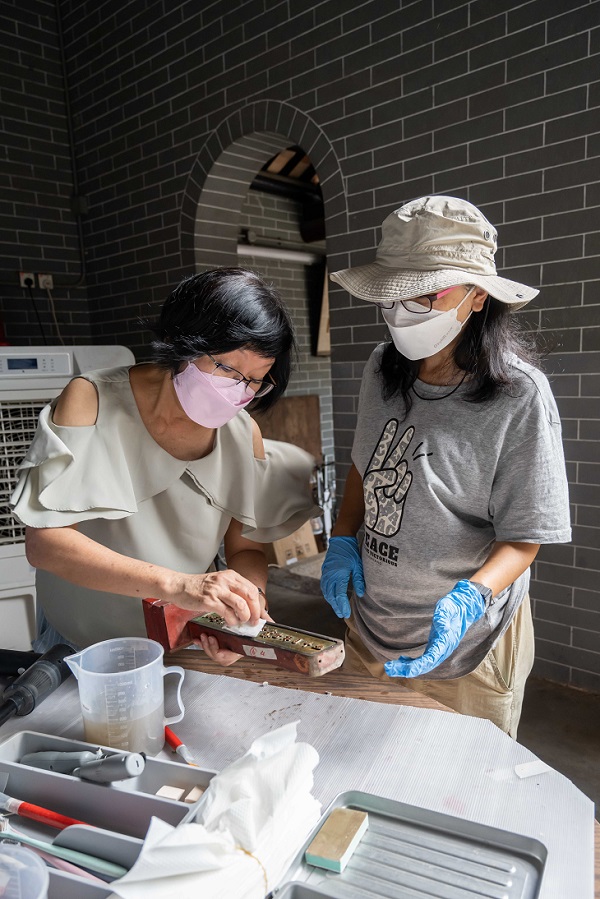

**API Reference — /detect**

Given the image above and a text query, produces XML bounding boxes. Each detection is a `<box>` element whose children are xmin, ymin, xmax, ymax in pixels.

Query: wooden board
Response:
<box><xmin>316</xmin><ymin>271</ymin><xmax>331</xmax><ymax>356</ymax></box>
<box><xmin>252</xmin><ymin>394</ymin><xmax>322</xmax><ymax>462</ymax></box>
<box><xmin>164</xmin><ymin>651</ymin><xmax>441</xmax><ymax>706</ymax></box>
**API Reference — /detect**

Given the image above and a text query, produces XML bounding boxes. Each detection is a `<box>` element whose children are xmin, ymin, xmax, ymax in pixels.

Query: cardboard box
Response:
<box><xmin>265</xmin><ymin>520</ymin><xmax>319</xmax><ymax>567</ymax></box>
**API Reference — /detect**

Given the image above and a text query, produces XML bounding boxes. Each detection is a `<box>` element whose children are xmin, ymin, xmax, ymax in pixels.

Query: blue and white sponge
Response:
<box><xmin>305</xmin><ymin>808</ymin><xmax>369</xmax><ymax>873</ymax></box>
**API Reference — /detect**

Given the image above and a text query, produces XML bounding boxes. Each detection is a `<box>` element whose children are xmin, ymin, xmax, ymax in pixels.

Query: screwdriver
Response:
<box><xmin>0</xmin><ymin>644</ymin><xmax>73</xmax><ymax>728</ymax></box>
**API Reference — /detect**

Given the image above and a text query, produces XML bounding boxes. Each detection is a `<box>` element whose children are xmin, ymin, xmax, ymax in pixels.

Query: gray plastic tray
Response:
<box><xmin>274</xmin><ymin>791</ymin><xmax>547</xmax><ymax>899</ymax></box>
<box><xmin>47</xmin><ymin>870</ymin><xmax>113</xmax><ymax>899</ymax></box>
<box><xmin>0</xmin><ymin>730</ymin><xmax>216</xmax><ymax>895</ymax></box>
<box><xmin>0</xmin><ymin>730</ymin><xmax>215</xmax><ymax>836</ymax></box>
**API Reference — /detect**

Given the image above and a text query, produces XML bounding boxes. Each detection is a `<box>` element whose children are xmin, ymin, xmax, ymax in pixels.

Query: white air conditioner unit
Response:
<box><xmin>0</xmin><ymin>346</ymin><xmax>136</xmax><ymax>649</ymax></box>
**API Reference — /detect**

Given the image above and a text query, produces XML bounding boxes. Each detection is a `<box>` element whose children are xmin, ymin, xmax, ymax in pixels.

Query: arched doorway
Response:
<box><xmin>181</xmin><ymin>103</ymin><xmax>347</xmax><ymax>539</ymax></box>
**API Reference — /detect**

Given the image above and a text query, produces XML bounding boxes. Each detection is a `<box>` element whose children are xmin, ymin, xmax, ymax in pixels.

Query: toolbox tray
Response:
<box><xmin>48</xmin><ymin>868</ymin><xmax>113</xmax><ymax>898</ymax></box>
<box><xmin>0</xmin><ymin>730</ymin><xmax>216</xmax><ymax>895</ymax></box>
<box><xmin>0</xmin><ymin>730</ymin><xmax>215</xmax><ymax>836</ymax></box>
<box><xmin>273</xmin><ymin>791</ymin><xmax>547</xmax><ymax>899</ymax></box>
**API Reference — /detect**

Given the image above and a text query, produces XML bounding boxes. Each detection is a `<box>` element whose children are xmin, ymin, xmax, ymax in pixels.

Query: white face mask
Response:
<box><xmin>381</xmin><ymin>287</ymin><xmax>475</xmax><ymax>360</ymax></box>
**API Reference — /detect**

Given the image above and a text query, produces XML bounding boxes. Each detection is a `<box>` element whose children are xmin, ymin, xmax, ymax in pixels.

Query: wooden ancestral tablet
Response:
<box><xmin>143</xmin><ymin>600</ymin><xmax>345</xmax><ymax>677</ymax></box>
<box><xmin>188</xmin><ymin>614</ymin><xmax>345</xmax><ymax>677</ymax></box>
<box><xmin>143</xmin><ymin>599</ymin><xmax>196</xmax><ymax>651</ymax></box>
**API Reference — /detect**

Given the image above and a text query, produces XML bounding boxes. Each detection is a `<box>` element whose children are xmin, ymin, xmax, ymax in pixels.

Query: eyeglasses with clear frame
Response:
<box><xmin>376</xmin><ymin>286</ymin><xmax>462</xmax><ymax>314</ymax></box>
<box><xmin>204</xmin><ymin>353</ymin><xmax>275</xmax><ymax>398</ymax></box>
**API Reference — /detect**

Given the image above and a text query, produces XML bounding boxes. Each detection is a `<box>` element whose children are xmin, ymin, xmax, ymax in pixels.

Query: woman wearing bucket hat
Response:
<box><xmin>321</xmin><ymin>196</ymin><xmax>571</xmax><ymax>736</ymax></box>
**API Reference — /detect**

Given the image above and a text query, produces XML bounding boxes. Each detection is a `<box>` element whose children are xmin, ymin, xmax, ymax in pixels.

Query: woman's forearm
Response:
<box><xmin>26</xmin><ymin>524</ymin><xmax>263</xmax><ymax>623</ymax></box>
<box><xmin>331</xmin><ymin>463</ymin><xmax>365</xmax><ymax>537</ymax></box>
<box><xmin>471</xmin><ymin>540</ymin><xmax>540</xmax><ymax>597</ymax></box>
<box><xmin>25</xmin><ymin>525</ymin><xmax>181</xmax><ymax>600</ymax></box>
<box><xmin>225</xmin><ymin>548</ymin><xmax>268</xmax><ymax>610</ymax></box>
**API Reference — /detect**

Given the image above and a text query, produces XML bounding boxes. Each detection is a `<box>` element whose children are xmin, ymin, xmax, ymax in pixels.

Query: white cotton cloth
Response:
<box><xmin>108</xmin><ymin>721</ymin><xmax>321</xmax><ymax>899</ymax></box>
<box><xmin>223</xmin><ymin>618</ymin><xmax>267</xmax><ymax>638</ymax></box>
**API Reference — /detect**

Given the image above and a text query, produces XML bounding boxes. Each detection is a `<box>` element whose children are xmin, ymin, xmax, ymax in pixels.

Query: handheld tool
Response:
<box><xmin>0</xmin><ymin>644</ymin><xmax>73</xmax><ymax>727</ymax></box>
<box><xmin>164</xmin><ymin>726</ymin><xmax>198</xmax><ymax>766</ymax></box>
<box><xmin>0</xmin><ymin>788</ymin><xmax>88</xmax><ymax>830</ymax></box>
<box><xmin>0</xmin><ymin>817</ymin><xmax>128</xmax><ymax>879</ymax></box>
<box><xmin>143</xmin><ymin>599</ymin><xmax>345</xmax><ymax>676</ymax></box>
<box><xmin>20</xmin><ymin>749</ymin><xmax>103</xmax><ymax>774</ymax></box>
<box><xmin>72</xmin><ymin>752</ymin><xmax>146</xmax><ymax>783</ymax></box>
<box><xmin>0</xmin><ymin>649</ymin><xmax>40</xmax><ymax>677</ymax></box>
<box><xmin>20</xmin><ymin>748</ymin><xmax>145</xmax><ymax>782</ymax></box>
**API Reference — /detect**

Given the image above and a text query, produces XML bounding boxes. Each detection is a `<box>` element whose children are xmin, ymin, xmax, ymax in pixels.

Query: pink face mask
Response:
<box><xmin>173</xmin><ymin>362</ymin><xmax>253</xmax><ymax>427</ymax></box>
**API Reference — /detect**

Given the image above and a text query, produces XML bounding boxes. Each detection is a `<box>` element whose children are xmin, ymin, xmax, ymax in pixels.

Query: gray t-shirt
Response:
<box><xmin>350</xmin><ymin>344</ymin><xmax>571</xmax><ymax>679</ymax></box>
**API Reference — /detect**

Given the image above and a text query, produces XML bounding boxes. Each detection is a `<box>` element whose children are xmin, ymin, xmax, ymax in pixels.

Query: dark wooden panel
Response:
<box><xmin>252</xmin><ymin>394</ymin><xmax>322</xmax><ymax>462</ymax></box>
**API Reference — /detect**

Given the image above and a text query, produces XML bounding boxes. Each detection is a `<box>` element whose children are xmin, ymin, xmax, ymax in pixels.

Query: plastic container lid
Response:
<box><xmin>0</xmin><ymin>843</ymin><xmax>49</xmax><ymax>899</ymax></box>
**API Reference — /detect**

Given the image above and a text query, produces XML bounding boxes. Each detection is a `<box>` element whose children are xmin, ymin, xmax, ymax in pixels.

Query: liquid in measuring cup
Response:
<box><xmin>66</xmin><ymin>637</ymin><xmax>185</xmax><ymax>757</ymax></box>
<box><xmin>83</xmin><ymin>703</ymin><xmax>165</xmax><ymax>754</ymax></box>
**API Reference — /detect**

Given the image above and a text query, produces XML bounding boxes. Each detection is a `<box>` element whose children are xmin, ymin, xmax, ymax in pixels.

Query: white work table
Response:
<box><xmin>0</xmin><ymin>654</ymin><xmax>596</xmax><ymax>898</ymax></box>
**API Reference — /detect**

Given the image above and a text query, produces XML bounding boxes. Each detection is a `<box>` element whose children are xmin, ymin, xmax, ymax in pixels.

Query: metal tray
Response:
<box><xmin>274</xmin><ymin>791</ymin><xmax>547</xmax><ymax>899</ymax></box>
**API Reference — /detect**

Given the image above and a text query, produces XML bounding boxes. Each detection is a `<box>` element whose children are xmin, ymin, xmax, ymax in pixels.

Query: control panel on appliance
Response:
<box><xmin>0</xmin><ymin>351</ymin><xmax>73</xmax><ymax>377</ymax></box>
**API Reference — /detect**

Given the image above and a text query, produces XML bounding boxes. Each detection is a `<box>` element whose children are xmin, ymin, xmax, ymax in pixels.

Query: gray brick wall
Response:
<box><xmin>0</xmin><ymin>0</ymin><xmax>91</xmax><ymax>344</ymax></box>
<box><xmin>238</xmin><ymin>192</ymin><xmax>334</xmax><ymax>461</ymax></box>
<box><xmin>1</xmin><ymin>0</ymin><xmax>599</xmax><ymax>690</ymax></box>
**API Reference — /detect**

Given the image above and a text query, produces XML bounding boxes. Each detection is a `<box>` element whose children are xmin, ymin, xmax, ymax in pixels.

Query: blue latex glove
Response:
<box><xmin>320</xmin><ymin>536</ymin><xmax>366</xmax><ymax>619</ymax></box>
<box><xmin>384</xmin><ymin>579</ymin><xmax>486</xmax><ymax>678</ymax></box>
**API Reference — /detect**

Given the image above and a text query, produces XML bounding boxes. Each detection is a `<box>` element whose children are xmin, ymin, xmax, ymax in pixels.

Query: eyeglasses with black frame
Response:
<box><xmin>204</xmin><ymin>352</ymin><xmax>275</xmax><ymax>398</ymax></box>
<box><xmin>376</xmin><ymin>286</ymin><xmax>462</xmax><ymax>315</ymax></box>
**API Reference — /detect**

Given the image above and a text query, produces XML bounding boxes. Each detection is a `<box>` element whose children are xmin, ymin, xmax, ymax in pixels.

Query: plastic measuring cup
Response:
<box><xmin>0</xmin><ymin>843</ymin><xmax>49</xmax><ymax>899</ymax></box>
<box><xmin>65</xmin><ymin>638</ymin><xmax>185</xmax><ymax>755</ymax></box>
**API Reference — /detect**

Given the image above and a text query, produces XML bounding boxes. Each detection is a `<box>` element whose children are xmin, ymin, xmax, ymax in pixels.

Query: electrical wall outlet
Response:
<box><xmin>38</xmin><ymin>274</ymin><xmax>54</xmax><ymax>289</ymax></box>
<box><xmin>19</xmin><ymin>272</ymin><xmax>35</xmax><ymax>288</ymax></box>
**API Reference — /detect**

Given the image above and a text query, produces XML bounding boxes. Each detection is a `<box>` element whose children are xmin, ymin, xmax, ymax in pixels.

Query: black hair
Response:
<box><xmin>150</xmin><ymin>268</ymin><xmax>296</xmax><ymax>412</ymax></box>
<box><xmin>378</xmin><ymin>294</ymin><xmax>542</xmax><ymax>418</ymax></box>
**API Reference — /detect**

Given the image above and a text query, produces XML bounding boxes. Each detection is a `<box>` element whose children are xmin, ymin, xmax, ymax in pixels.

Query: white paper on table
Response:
<box><xmin>108</xmin><ymin>721</ymin><xmax>321</xmax><ymax>899</ymax></box>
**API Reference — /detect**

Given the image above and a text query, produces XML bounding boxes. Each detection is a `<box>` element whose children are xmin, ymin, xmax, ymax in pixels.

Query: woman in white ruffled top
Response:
<box><xmin>11</xmin><ymin>269</ymin><xmax>319</xmax><ymax>656</ymax></box>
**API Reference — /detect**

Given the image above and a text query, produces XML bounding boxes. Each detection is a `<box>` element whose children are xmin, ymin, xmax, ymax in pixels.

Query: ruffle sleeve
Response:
<box><xmin>12</xmin><ymin>383</ymin><xmax>320</xmax><ymax>550</ymax></box>
<box><xmin>10</xmin><ymin>403</ymin><xmax>139</xmax><ymax>527</ymax></box>
<box><xmin>244</xmin><ymin>439</ymin><xmax>322</xmax><ymax>542</ymax></box>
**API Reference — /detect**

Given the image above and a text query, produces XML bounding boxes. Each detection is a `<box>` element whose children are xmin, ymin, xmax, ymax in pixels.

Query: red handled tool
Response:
<box><xmin>0</xmin><ymin>790</ymin><xmax>88</xmax><ymax>830</ymax></box>
<box><xmin>164</xmin><ymin>726</ymin><xmax>199</xmax><ymax>766</ymax></box>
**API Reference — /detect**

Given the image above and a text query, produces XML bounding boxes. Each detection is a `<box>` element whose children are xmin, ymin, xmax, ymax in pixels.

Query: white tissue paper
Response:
<box><xmin>223</xmin><ymin>618</ymin><xmax>267</xmax><ymax>638</ymax></box>
<box><xmin>108</xmin><ymin>721</ymin><xmax>321</xmax><ymax>899</ymax></box>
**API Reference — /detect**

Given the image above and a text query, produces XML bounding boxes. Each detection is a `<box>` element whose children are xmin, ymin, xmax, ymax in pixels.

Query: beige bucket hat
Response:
<box><xmin>330</xmin><ymin>195</ymin><xmax>539</xmax><ymax>310</ymax></box>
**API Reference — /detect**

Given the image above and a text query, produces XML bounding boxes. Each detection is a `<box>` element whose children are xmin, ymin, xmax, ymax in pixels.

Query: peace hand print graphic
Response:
<box><xmin>364</xmin><ymin>421</ymin><xmax>414</xmax><ymax>537</ymax></box>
